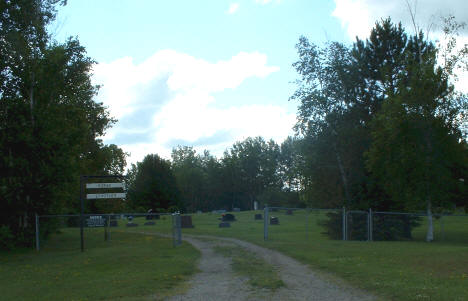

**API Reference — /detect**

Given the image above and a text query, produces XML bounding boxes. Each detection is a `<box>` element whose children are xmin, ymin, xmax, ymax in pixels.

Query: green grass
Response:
<box><xmin>213</xmin><ymin>245</ymin><xmax>284</xmax><ymax>290</ymax></box>
<box><xmin>0</xmin><ymin>228</ymin><xmax>200</xmax><ymax>301</ymax></box>
<box><xmin>122</xmin><ymin>210</ymin><xmax>468</xmax><ymax>301</ymax></box>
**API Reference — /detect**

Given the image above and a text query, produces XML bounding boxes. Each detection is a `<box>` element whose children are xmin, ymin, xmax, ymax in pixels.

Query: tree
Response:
<box><xmin>292</xmin><ymin>18</ymin><xmax>467</xmax><ymax>241</ymax></box>
<box><xmin>366</xmin><ymin>26</ymin><xmax>468</xmax><ymax>241</ymax></box>
<box><xmin>171</xmin><ymin>146</ymin><xmax>207</xmax><ymax>212</ymax></box>
<box><xmin>0</xmin><ymin>0</ymin><xmax>126</xmax><ymax>248</ymax></box>
<box><xmin>126</xmin><ymin>154</ymin><xmax>180</xmax><ymax>212</ymax></box>
<box><xmin>223</xmin><ymin>137</ymin><xmax>281</xmax><ymax>209</ymax></box>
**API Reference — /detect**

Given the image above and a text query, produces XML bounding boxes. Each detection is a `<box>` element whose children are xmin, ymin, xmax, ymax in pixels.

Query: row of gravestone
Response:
<box><xmin>85</xmin><ymin>212</ymin><xmax>282</xmax><ymax>228</ymax></box>
<box><xmin>218</xmin><ymin>213</ymin><xmax>280</xmax><ymax>227</ymax></box>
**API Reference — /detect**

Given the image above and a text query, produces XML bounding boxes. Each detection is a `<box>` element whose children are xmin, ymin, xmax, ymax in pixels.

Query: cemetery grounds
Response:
<box><xmin>0</xmin><ymin>210</ymin><xmax>467</xmax><ymax>300</ymax></box>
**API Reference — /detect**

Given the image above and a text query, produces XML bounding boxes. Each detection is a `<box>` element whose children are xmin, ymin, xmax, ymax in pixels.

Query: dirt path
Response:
<box><xmin>167</xmin><ymin>235</ymin><xmax>377</xmax><ymax>301</ymax></box>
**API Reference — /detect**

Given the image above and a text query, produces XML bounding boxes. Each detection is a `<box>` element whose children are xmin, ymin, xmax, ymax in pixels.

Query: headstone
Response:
<box><xmin>233</xmin><ymin>207</ymin><xmax>240</xmax><ymax>212</ymax></box>
<box><xmin>219</xmin><ymin>222</ymin><xmax>231</xmax><ymax>228</ymax></box>
<box><xmin>127</xmin><ymin>216</ymin><xmax>133</xmax><ymax>221</ymax></box>
<box><xmin>197</xmin><ymin>210</ymin><xmax>202</xmax><ymax>214</ymax></box>
<box><xmin>254</xmin><ymin>201</ymin><xmax>258</xmax><ymax>210</ymax></box>
<box><xmin>144</xmin><ymin>221</ymin><xmax>155</xmax><ymax>226</ymax></box>
<box><xmin>270</xmin><ymin>216</ymin><xmax>279</xmax><ymax>225</ymax></box>
<box><xmin>286</xmin><ymin>209</ymin><xmax>293</xmax><ymax>215</ymax></box>
<box><xmin>254</xmin><ymin>214</ymin><xmax>263</xmax><ymax>220</ymax></box>
<box><xmin>181</xmin><ymin>215</ymin><xmax>195</xmax><ymax>228</ymax></box>
<box><xmin>222</xmin><ymin>213</ymin><xmax>236</xmax><ymax>222</ymax></box>
<box><xmin>109</xmin><ymin>220</ymin><xmax>118</xmax><ymax>227</ymax></box>
<box><xmin>126</xmin><ymin>222</ymin><xmax>138</xmax><ymax>227</ymax></box>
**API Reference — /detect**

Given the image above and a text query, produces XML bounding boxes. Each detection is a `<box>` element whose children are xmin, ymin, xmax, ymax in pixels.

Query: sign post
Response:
<box><xmin>80</xmin><ymin>175</ymin><xmax>125</xmax><ymax>252</ymax></box>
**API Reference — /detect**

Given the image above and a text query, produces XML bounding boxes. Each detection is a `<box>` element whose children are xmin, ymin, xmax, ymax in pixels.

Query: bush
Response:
<box><xmin>0</xmin><ymin>225</ymin><xmax>15</xmax><ymax>250</ymax></box>
<box><xmin>319</xmin><ymin>211</ymin><xmax>422</xmax><ymax>241</ymax></box>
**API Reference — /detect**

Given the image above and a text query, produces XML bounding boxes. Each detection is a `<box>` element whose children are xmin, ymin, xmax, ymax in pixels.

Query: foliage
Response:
<box><xmin>126</xmin><ymin>154</ymin><xmax>180</xmax><ymax>212</ymax></box>
<box><xmin>291</xmin><ymin>18</ymin><xmax>468</xmax><ymax>240</ymax></box>
<box><xmin>0</xmin><ymin>0</ymin><xmax>126</xmax><ymax>249</ymax></box>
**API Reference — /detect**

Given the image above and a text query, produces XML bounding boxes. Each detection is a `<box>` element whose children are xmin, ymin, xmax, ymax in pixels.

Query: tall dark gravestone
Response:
<box><xmin>254</xmin><ymin>214</ymin><xmax>263</xmax><ymax>220</ymax></box>
<box><xmin>181</xmin><ymin>215</ymin><xmax>195</xmax><ymax>228</ymax></box>
<box><xmin>222</xmin><ymin>214</ymin><xmax>236</xmax><ymax>222</ymax></box>
<box><xmin>270</xmin><ymin>216</ymin><xmax>279</xmax><ymax>225</ymax></box>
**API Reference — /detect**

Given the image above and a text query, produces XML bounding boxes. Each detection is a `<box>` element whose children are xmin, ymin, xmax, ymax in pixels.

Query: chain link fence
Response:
<box><xmin>263</xmin><ymin>207</ymin><xmax>468</xmax><ymax>243</ymax></box>
<box><xmin>35</xmin><ymin>213</ymin><xmax>182</xmax><ymax>252</ymax></box>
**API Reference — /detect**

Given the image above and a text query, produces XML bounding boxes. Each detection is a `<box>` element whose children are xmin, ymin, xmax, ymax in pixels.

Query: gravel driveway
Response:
<box><xmin>167</xmin><ymin>235</ymin><xmax>377</xmax><ymax>301</ymax></box>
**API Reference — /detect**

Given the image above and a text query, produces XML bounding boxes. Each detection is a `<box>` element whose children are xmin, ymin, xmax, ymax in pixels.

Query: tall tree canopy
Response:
<box><xmin>0</xmin><ymin>0</ymin><xmax>126</xmax><ymax>249</ymax></box>
<box><xmin>126</xmin><ymin>154</ymin><xmax>180</xmax><ymax>212</ymax></box>
<box><xmin>291</xmin><ymin>18</ymin><xmax>467</xmax><ymax>241</ymax></box>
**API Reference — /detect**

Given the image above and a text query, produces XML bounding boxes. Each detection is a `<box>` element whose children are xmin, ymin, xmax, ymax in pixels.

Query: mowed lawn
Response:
<box><xmin>122</xmin><ymin>210</ymin><xmax>468</xmax><ymax>301</ymax></box>
<box><xmin>0</xmin><ymin>229</ymin><xmax>200</xmax><ymax>301</ymax></box>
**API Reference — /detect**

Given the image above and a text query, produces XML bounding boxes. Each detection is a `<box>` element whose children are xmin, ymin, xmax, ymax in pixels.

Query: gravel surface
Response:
<box><xmin>167</xmin><ymin>234</ymin><xmax>377</xmax><ymax>301</ymax></box>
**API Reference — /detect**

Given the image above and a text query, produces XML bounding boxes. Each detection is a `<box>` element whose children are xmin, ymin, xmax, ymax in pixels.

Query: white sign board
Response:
<box><xmin>86</xmin><ymin>193</ymin><xmax>126</xmax><ymax>199</ymax></box>
<box><xmin>86</xmin><ymin>183</ymin><xmax>125</xmax><ymax>189</ymax></box>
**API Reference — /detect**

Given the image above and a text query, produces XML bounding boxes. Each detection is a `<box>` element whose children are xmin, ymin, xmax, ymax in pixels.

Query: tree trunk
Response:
<box><xmin>333</xmin><ymin>142</ymin><xmax>351</xmax><ymax>205</ymax></box>
<box><xmin>29</xmin><ymin>73</ymin><xmax>35</xmax><ymax>126</ymax></box>
<box><xmin>426</xmin><ymin>198</ymin><xmax>434</xmax><ymax>242</ymax></box>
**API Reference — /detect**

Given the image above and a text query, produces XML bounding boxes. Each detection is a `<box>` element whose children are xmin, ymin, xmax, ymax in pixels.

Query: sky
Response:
<box><xmin>50</xmin><ymin>0</ymin><xmax>468</xmax><ymax>166</ymax></box>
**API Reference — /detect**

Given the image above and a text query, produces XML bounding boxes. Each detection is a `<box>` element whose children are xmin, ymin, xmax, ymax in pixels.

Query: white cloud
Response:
<box><xmin>255</xmin><ymin>0</ymin><xmax>281</xmax><ymax>5</ymax></box>
<box><xmin>332</xmin><ymin>0</ymin><xmax>468</xmax><ymax>40</ymax></box>
<box><xmin>332</xmin><ymin>0</ymin><xmax>468</xmax><ymax>93</ymax></box>
<box><xmin>92</xmin><ymin>50</ymin><xmax>293</xmax><ymax>166</ymax></box>
<box><xmin>228</xmin><ymin>3</ymin><xmax>239</xmax><ymax>14</ymax></box>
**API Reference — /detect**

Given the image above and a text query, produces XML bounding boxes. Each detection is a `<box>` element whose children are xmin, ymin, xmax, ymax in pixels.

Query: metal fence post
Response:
<box><xmin>369</xmin><ymin>208</ymin><xmax>373</xmax><ymax>241</ymax></box>
<box><xmin>177</xmin><ymin>214</ymin><xmax>181</xmax><ymax>245</ymax></box>
<box><xmin>264</xmin><ymin>206</ymin><xmax>269</xmax><ymax>241</ymax></box>
<box><xmin>440</xmin><ymin>215</ymin><xmax>444</xmax><ymax>241</ymax></box>
<box><xmin>342</xmin><ymin>207</ymin><xmax>346</xmax><ymax>241</ymax></box>
<box><xmin>35</xmin><ymin>213</ymin><xmax>40</xmax><ymax>251</ymax></box>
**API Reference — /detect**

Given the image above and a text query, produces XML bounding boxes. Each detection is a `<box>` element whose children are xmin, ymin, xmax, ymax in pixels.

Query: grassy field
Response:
<box><xmin>117</xmin><ymin>210</ymin><xmax>468</xmax><ymax>301</ymax></box>
<box><xmin>3</xmin><ymin>211</ymin><xmax>466</xmax><ymax>300</ymax></box>
<box><xmin>0</xmin><ymin>228</ymin><xmax>199</xmax><ymax>301</ymax></box>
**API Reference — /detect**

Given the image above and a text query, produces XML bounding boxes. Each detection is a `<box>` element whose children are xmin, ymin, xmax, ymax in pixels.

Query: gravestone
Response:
<box><xmin>219</xmin><ymin>222</ymin><xmax>231</xmax><ymax>228</ymax></box>
<box><xmin>127</xmin><ymin>216</ymin><xmax>133</xmax><ymax>221</ymax></box>
<box><xmin>254</xmin><ymin>214</ymin><xmax>263</xmax><ymax>220</ymax></box>
<box><xmin>286</xmin><ymin>209</ymin><xmax>293</xmax><ymax>215</ymax></box>
<box><xmin>144</xmin><ymin>221</ymin><xmax>155</xmax><ymax>226</ymax></box>
<box><xmin>126</xmin><ymin>222</ymin><xmax>138</xmax><ymax>227</ymax></box>
<box><xmin>233</xmin><ymin>207</ymin><xmax>240</xmax><ymax>212</ymax></box>
<box><xmin>270</xmin><ymin>216</ymin><xmax>279</xmax><ymax>225</ymax></box>
<box><xmin>109</xmin><ymin>220</ymin><xmax>118</xmax><ymax>227</ymax></box>
<box><xmin>181</xmin><ymin>215</ymin><xmax>195</xmax><ymax>228</ymax></box>
<box><xmin>221</xmin><ymin>213</ymin><xmax>236</xmax><ymax>222</ymax></box>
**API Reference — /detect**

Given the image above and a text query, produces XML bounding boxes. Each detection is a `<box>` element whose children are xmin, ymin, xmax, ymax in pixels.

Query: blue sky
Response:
<box><xmin>50</xmin><ymin>0</ymin><xmax>468</xmax><ymax>165</ymax></box>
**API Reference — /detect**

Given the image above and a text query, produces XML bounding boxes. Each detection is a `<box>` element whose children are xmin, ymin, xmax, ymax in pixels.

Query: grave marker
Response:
<box><xmin>219</xmin><ymin>222</ymin><xmax>231</xmax><ymax>228</ymax></box>
<box><xmin>181</xmin><ymin>215</ymin><xmax>195</xmax><ymax>228</ymax></box>
<box><xmin>270</xmin><ymin>216</ymin><xmax>279</xmax><ymax>225</ymax></box>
